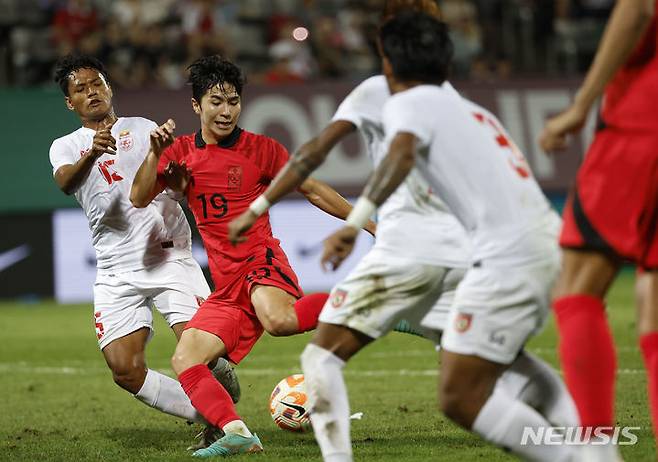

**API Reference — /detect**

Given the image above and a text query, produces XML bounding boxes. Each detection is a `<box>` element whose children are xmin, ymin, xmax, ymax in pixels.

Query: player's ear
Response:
<box><xmin>191</xmin><ymin>98</ymin><xmax>201</xmax><ymax>115</ymax></box>
<box><xmin>65</xmin><ymin>96</ymin><xmax>74</xmax><ymax>111</ymax></box>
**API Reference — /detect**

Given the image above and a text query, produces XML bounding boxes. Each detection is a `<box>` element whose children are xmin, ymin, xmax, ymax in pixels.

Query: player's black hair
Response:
<box><xmin>187</xmin><ymin>55</ymin><xmax>246</xmax><ymax>102</ymax></box>
<box><xmin>54</xmin><ymin>54</ymin><xmax>110</xmax><ymax>97</ymax></box>
<box><xmin>379</xmin><ymin>11</ymin><xmax>453</xmax><ymax>84</ymax></box>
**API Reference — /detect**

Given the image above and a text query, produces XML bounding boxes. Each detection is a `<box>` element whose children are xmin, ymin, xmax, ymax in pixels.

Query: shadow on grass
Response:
<box><xmin>106</xmin><ymin>426</ymin><xmax>192</xmax><ymax>451</ymax></box>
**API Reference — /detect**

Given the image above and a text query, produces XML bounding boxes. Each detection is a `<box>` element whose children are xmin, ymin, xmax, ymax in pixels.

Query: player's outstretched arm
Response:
<box><xmin>321</xmin><ymin>132</ymin><xmax>417</xmax><ymax>270</ymax></box>
<box><xmin>264</xmin><ymin>120</ymin><xmax>356</xmax><ymax>205</ymax></box>
<box><xmin>130</xmin><ymin>119</ymin><xmax>176</xmax><ymax>208</ymax></box>
<box><xmin>540</xmin><ymin>0</ymin><xmax>654</xmax><ymax>152</ymax></box>
<box><xmin>298</xmin><ymin>177</ymin><xmax>377</xmax><ymax>236</ymax></box>
<box><xmin>227</xmin><ymin>120</ymin><xmax>355</xmax><ymax>245</ymax></box>
<box><xmin>54</xmin><ymin>123</ymin><xmax>116</xmax><ymax>194</ymax></box>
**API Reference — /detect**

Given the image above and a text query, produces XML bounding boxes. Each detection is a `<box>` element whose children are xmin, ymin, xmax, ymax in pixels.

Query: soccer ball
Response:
<box><xmin>269</xmin><ymin>374</ymin><xmax>312</xmax><ymax>432</ymax></box>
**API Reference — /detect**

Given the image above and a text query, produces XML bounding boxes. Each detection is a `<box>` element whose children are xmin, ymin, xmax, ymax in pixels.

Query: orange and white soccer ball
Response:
<box><xmin>269</xmin><ymin>374</ymin><xmax>312</xmax><ymax>432</ymax></box>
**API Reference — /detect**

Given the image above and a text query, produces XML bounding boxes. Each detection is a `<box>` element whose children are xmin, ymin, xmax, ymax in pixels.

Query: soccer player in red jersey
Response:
<box><xmin>130</xmin><ymin>55</ymin><xmax>374</xmax><ymax>457</ymax></box>
<box><xmin>540</xmin><ymin>0</ymin><xmax>658</xmax><ymax>457</ymax></box>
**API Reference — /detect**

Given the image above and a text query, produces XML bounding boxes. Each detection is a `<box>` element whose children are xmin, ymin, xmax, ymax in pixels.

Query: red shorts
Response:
<box><xmin>560</xmin><ymin>129</ymin><xmax>658</xmax><ymax>269</ymax></box>
<box><xmin>185</xmin><ymin>244</ymin><xmax>303</xmax><ymax>364</ymax></box>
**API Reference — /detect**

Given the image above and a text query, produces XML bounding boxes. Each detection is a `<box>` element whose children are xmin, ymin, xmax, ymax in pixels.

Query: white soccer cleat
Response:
<box><xmin>211</xmin><ymin>358</ymin><xmax>241</xmax><ymax>404</ymax></box>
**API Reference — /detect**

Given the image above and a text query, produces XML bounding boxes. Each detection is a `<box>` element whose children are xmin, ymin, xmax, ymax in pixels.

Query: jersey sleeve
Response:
<box><xmin>262</xmin><ymin>138</ymin><xmax>290</xmax><ymax>181</ymax></box>
<box><xmin>382</xmin><ymin>92</ymin><xmax>435</xmax><ymax>147</ymax></box>
<box><xmin>49</xmin><ymin>138</ymin><xmax>76</xmax><ymax>176</ymax></box>
<box><xmin>332</xmin><ymin>76</ymin><xmax>387</xmax><ymax>128</ymax></box>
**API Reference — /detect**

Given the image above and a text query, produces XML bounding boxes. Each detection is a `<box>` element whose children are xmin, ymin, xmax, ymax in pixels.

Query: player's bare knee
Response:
<box><xmin>171</xmin><ymin>349</ymin><xmax>195</xmax><ymax>375</ymax></box>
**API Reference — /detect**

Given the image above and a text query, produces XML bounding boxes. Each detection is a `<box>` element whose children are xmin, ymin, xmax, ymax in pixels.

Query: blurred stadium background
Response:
<box><xmin>0</xmin><ymin>0</ymin><xmax>613</xmax><ymax>300</ymax></box>
<box><xmin>4</xmin><ymin>1</ymin><xmax>655</xmax><ymax>461</ymax></box>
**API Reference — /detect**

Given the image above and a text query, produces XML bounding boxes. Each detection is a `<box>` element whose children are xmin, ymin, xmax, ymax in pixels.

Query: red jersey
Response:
<box><xmin>601</xmin><ymin>5</ymin><xmax>658</xmax><ymax>131</ymax></box>
<box><xmin>157</xmin><ymin>128</ymin><xmax>290</xmax><ymax>287</ymax></box>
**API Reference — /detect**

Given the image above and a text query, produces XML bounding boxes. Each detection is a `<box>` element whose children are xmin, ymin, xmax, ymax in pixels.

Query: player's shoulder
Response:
<box><xmin>50</xmin><ymin>126</ymin><xmax>88</xmax><ymax>151</ymax></box>
<box><xmin>117</xmin><ymin>116</ymin><xmax>158</xmax><ymax>131</ymax></box>
<box><xmin>172</xmin><ymin>132</ymin><xmax>198</xmax><ymax>149</ymax></box>
<box><xmin>342</xmin><ymin>75</ymin><xmax>389</xmax><ymax>109</ymax></box>
<box><xmin>240</xmin><ymin>129</ymin><xmax>284</xmax><ymax>152</ymax></box>
<box><xmin>385</xmin><ymin>82</ymin><xmax>462</xmax><ymax>119</ymax></box>
<box><xmin>352</xmin><ymin>74</ymin><xmax>389</xmax><ymax>97</ymax></box>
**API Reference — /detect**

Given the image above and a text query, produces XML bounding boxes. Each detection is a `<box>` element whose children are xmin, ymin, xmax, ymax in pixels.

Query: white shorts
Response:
<box><xmin>93</xmin><ymin>257</ymin><xmax>211</xmax><ymax>350</ymax></box>
<box><xmin>319</xmin><ymin>251</ymin><xmax>466</xmax><ymax>340</ymax></box>
<box><xmin>441</xmin><ymin>256</ymin><xmax>560</xmax><ymax>365</ymax></box>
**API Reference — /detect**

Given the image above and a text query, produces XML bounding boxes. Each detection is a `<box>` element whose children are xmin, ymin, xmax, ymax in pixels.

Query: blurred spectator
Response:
<box><xmin>266</xmin><ymin>19</ymin><xmax>317</xmax><ymax>80</ymax></box>
<box><xmin>310</xmin><ymin>16</ymin><xmax>345</xmax><ymax>78</ymax></box>
<box><xmin>179</xmin><ymin>0</ymin><xmax>236</xmax><ymax>59</ymax></box>
<box><xmin>0</xmin><ymin>0</ymin><xmax>618</xmax><ymax>88</ymax></box>
<box><xmin>263</xmin><ymin>40</ymin><xmax>306</xmax><ymax>84</ymax></box>
<box><xmin>337</xmin><ymin>6</ymin><xmax>378</xmax><ymax>79</ymax></box>
<box><xmin>109</xmin><ymin>0</ymin><xmax>175</xmax><ymax>27</ymax></box>
<box><xmin>52</xmin><ymin>0</ymin><xmax>100</xmax><ymax>56</ymax></box>
<box><xmin>441</xmin><ymin>0</ymin><xmax>483</xmax><ymax>78</ymax></box>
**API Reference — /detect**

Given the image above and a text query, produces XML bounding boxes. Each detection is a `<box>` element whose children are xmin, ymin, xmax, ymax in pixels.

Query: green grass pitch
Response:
<box><xmin>0</xmin><ymin>270</ymin><xmax>654</xmax><ymax>461</ymax></box>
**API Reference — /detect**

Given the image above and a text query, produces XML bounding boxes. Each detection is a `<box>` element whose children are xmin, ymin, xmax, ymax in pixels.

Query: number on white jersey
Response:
<box><xmin>472</xmin><ymin>112</ymin><xmax>531</xmax><ymax>179</ymax></box>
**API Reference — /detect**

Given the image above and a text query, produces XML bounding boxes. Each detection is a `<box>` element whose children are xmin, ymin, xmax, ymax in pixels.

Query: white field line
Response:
<box><xmin>0</xmin><ymin>362</ymin><xmax>646</xmax><ymax>377</ymax></box>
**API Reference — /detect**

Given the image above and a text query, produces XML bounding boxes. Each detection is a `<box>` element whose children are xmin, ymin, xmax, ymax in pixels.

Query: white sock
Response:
<box><xmin>301</xmin><ymin>344</ymin><xmax>352</xmax><ymax>462</ymax></box>
<box><xmin>135</xmin><ymin>368</ymin><xmax>205</xmax><ymax>423</ymax></box>
<box><xmin>508</xmin><ymin>351</ymin><xmax>580</xmax><ymax>427</ymax></box>
<box><xmin>472</xmin><ymin>387</ymin><xmax>573</xmax><ymax>462</ymax></box>
<box><xmin>222</xmin><ymin>419</ymin><xmax>252</xmax><ymax>438</ymax></box>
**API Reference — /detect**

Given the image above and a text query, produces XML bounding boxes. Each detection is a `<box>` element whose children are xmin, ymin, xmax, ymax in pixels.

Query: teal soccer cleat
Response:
<box><xmin>192</xmin><ymin>433</ymin><xmax>263</xmax><ymax>458</ymax></box>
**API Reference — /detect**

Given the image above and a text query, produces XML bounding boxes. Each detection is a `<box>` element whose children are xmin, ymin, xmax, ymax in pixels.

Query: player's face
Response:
<box><xmin>196</xmin><ymin>83</ymin><xmax>242</xmax><ymax>141</ymax></box>
<box><xmin>65</xmin><ymin>68</ymin><xmax>113</xmax><ymax>120</ymax></box>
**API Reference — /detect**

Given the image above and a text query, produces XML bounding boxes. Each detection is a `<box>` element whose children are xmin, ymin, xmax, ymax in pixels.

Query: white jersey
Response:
<box><xmin>382</xmin><ymin>85</ymin><xmax>560</xmax><ymax>267</ymax></box>
<box><xmin>332</xmin><ymin>75</ymin><xmax>471</xmax><ymax>267</ymax></box>
<box><xmin>49</xmin><ymin>117</ymin><xmax>192</xmax><ymax>273</ymax></box>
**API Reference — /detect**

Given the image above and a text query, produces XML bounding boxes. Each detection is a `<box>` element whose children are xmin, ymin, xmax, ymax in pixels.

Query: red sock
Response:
<box><xmin>640</xmin><ymin>332</ymin><xmax>658</xmax><ymax>446</ymax></box>
<box><xmin>294</xmin><ymin>293</ymin><xmax>329</xmax><ymax>332</ymax></box>
<box><xmin>178</xmin><ymin>364</ymin><xmax>240</xmax><ymax>428</ymax></box>
<box><xmin>554</xmin><ymin>294</ymin><xmax>616</xmax><ymax>430</ymax></box>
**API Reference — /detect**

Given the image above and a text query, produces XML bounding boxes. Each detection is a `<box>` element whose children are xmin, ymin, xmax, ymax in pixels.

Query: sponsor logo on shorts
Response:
<box><xmin>118</xmin><ymin>130</ymin><xmax>133</xmax><ymax>151</ymax></box>
<box><xmin>228</xmin><ymin>165</ymin><xmax>242</xmax><ymax>190</ymax></box>
<box><xmin>331</xmin><ymin>289</ymin><xmax>347</xmax><ymax>308</ymax></box>
<box><xmin>454</xmin><ymin>313</ymin><xmax>472</xmax><ymax>333</ymax></box>
<box><xmin>195</xmin><ymin>295</ymin><xmax>206</xmax><ymax>307</ymax></box>
<box><xmin>489</xmin><ymin>330</ymin><xmax>506</xmax><ymax>346</ymax></box>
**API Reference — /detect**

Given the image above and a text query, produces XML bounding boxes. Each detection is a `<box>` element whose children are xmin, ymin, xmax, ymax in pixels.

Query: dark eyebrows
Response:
<box><xmin>209</xmin><ymin>93</ymin><xmax>240</xmax><ymax>102</ymax></box>
<box><xmin>70</xmin><ymin>74</ymin><xmax>103</xmax><ymax>89</ymax></box>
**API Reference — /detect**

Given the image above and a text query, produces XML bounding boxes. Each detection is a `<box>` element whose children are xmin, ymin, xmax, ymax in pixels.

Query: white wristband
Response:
<box><xmin>249</xmin><ymin>195</ymin><xmax>271</xmax><ymax>216</ymax></box>
<box><xmin>346</xmin><ymin>197</ymin><xmax>376</xmax><ymax>230</ymax></box>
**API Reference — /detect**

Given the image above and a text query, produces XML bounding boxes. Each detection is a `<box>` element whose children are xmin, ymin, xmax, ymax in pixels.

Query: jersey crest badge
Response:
<box><xmin>331</xmin><ymin>289</ymin><xmax>347</xmax><ymax>308</ymax></box>
<box><xmin>454</xmin><ymin>312</ymin><xmax>472</xmax><ymax>333</ymax></box>
<box><xmin>228</xmin><ymin>165</ymin><xmax>242</xmax><ymax>190</ymax></box>
<box><xmin>118</xmin><ymin>130</ymin><xmax>134</xmax><ymax>151</ymax></box>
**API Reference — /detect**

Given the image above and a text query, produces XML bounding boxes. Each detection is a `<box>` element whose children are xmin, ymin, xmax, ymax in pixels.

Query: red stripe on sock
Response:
<box><xmin>640</xmin><ymin>331</ymin><xmax>658</xmax><ymax>446</ymax></box>
<box><xmin>554</xmin><ymin>294</ymin><xmax>616</xmax><ymax>429</ymax></box>
<box><xmin>294</xmin><ymin>293</ymin><xmax>329</xmax><ymax>332</ymax></box>
<box><xmin>178</xmin><ymin>364</ymin><xmax>240</xmax><ymax>428</ymax></box>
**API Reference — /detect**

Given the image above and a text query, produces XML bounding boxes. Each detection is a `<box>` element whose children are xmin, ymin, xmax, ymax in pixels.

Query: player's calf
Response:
<box><xmin>439</xmin><ymin>351</ymin><xmax>502</xmax><ymax>428</ymax></box>
<box><xmin>110</xmin><ymin>360</ymin><xmax>148</xmax><ymax>394</ymax></box>
<box><xmin>102</xmin><ymin>328</ymin><xmax>151</xmax><ymax>394</ymax></box>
